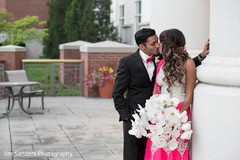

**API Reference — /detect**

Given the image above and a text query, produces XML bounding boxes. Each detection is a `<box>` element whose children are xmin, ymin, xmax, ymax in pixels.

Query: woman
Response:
<box><xmin>144</xmin><ymin>28</ymin><xmax>196</xmax><ymax>160</ymax></box>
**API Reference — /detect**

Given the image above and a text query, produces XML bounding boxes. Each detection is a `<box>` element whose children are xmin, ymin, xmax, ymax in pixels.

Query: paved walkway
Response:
<box><xmin>0</xmin><ymin>97</ymin><xmax>123</xmax><ymax>160</ymax></box>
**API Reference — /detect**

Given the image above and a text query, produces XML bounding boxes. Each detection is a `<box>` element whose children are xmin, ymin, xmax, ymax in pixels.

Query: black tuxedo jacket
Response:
<box><xmin>113</xmin><ymin>50</ymin><xmax>156</xmax><ymax>121</ymax></box>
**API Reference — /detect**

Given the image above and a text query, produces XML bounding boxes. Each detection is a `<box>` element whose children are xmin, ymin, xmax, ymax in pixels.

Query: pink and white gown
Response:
<box><xmin>144</xmin><ymin>62</ymin><xmax>191</xmax><ymax>160</ymax></box>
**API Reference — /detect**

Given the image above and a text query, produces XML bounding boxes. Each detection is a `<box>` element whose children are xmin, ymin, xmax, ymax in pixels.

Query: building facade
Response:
<box><xmin>111</xmin><ymin>0</ymin><xmax>210</xmax><ymax>55</ymax></box>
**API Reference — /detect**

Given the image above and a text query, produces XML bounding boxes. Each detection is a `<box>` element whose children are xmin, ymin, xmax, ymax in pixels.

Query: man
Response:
<box><xmin>112</xmin><ymin>28</ymin><xmax>159</xmax><ymax>160</ymax></box>
<box><xmin>113</xmin><ymin>28</ymin><xmax>209</xmax><ymax>160</ymax></box>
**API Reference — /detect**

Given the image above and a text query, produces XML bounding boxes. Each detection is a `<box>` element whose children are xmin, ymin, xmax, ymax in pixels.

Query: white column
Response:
<box><xmin>150</xmin><ymin>0</ymin><xmax>209</xmax><ymax>53</ymax></box>
<box><xmin>192</xmin><ymin>1</ymin><xmax>240</xmax><ymax>160</ymax></box>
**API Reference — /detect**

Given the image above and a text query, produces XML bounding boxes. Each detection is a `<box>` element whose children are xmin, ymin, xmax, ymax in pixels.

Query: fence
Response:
<box><xmin>22</xmin><ymin>59</ymin><xmax>84</xmax><ymax>96</ymax></box>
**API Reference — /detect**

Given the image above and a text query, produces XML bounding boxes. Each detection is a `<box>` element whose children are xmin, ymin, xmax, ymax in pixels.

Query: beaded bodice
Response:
<box><xmin>156</xmin><ymin>68</ymin><xmax>186</xmax><ymax>101</ymax></box>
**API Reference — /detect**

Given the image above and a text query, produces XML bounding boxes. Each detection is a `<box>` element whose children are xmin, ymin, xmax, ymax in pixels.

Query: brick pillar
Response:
<box><xmin>0</xmin><ymin>45</ymin><xmax>26</xmax><ymax>70</ymax></box>
<box><xmin>59</xmin><ymin>41</ymin><xmax>92</xmax><ymax>85</ymax></box>
<box><xmin>80</xmin><ymin>40</ymin><xmax>137</xmax><ymax>97</ymax></box>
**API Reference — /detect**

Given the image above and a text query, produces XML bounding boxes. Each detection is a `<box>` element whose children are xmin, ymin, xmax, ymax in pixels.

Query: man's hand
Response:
<box><xmin>201</xmin><ymin>38</ymin><xmax>210</xmax><ymax>58</ymax></box>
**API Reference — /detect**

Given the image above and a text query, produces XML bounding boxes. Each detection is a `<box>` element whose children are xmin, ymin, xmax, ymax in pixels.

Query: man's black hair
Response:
<box><xmin>135</xmin><ymin>28</ymin><xmax>156</xmax><ymax>46</ymax></box>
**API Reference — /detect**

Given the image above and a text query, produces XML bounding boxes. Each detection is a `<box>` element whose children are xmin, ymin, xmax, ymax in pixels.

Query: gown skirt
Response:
<box><xmin>144</xmin><ymin>102</ymin><xmax>191</xmax><ymax>160</ymax></box>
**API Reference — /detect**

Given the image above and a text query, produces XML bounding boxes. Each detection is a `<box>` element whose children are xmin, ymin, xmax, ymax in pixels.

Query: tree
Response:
<box><xmin>93</xmin><ymin>0</ymin><xmax>118</xmax><ymax>41</ymax></box>
<box><xmin>42</xmin><ymin>0</ymin><xmax>72</xmax><ymax>59</ymax></box>
<box><xmin>64</xmin><ymin>0</ymin><xmax>118</xmax><ymax>43</ymax></box>
<box><xmin>64</xmin><ymin>0</ymin><xmax>96</xmax><ymax>42</ymax></box>
<box><xmin>0</xmin><ymin>10</ymin><xmax>47</xmax><ymax>46</ymax></box>
<box><xmin>43</xmin><ymin>0</ymin><xmax>118</xmax><ymax>58</ymax></box>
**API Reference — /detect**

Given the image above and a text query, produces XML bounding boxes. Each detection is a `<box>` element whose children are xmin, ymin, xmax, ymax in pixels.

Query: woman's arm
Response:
<box><xmin>180</xmin><ymin>59</ymin><xmax>196</xmax><ymax>113</ymax></box>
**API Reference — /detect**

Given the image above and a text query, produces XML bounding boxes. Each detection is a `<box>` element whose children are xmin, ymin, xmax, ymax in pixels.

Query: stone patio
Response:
<box><xmin>0</xmin><ymin>97</ymin><xmax>123</xmax><ymax>160</ymax></box>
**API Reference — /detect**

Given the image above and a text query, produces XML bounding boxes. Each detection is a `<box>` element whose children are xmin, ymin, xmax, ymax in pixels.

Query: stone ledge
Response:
<box><xmin>59</xmin><ymin>40</ymin><xmax>92</xmax><ymax>50</ymax></box>
<box><xmin>0</xmin><ymin>45</ymin><xmax>26</xmax><ymax>52</ymax></box>
<box><xmin>80</xmin><ymin>40</ymin><xmax>137</xmax><ymax>53</ymax></box>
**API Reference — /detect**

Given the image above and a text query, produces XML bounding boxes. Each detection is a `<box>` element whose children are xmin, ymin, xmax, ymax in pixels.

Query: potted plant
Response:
<box><xmin>85</xmin><ymin>65</ymin><xmax>116</xmax><ymax>98</ymax></box>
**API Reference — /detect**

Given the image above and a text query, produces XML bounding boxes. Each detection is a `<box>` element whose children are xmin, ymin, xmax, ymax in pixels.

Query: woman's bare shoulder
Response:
<box><xmin>184</xmin><ymin>58</ymin><xmax>196</xmax><ymax>69</ymax></box>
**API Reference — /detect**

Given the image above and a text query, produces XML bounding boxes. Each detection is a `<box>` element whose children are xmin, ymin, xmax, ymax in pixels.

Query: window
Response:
<box><xmin>119</xmin><ymin>5</ymin><xmax>124</xmax><ymax>25</ymax></box>
<box><xmin>135</xmin><ymin>0</ymin><xmax>142</xmax><ymax>23</ymax></box>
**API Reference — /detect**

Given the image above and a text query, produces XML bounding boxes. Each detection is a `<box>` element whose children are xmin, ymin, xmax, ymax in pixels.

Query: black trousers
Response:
<box><xmin>123</xmin><ymin>119</ymin><xmax>147</xmax><ymax>160</ymax></box>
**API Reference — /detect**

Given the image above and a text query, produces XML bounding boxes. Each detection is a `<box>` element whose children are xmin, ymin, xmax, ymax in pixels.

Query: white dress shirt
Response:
<box><xmin>139</xmin><ymin>50</ymin><xmax>154</xmax><ymax>81</ymax></box>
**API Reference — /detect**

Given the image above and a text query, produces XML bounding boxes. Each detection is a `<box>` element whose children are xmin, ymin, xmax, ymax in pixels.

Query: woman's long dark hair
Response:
<box><xmin>159</xmin><ymin>28</ymin><xmax>190</xmax><ymax>93</ymax></box>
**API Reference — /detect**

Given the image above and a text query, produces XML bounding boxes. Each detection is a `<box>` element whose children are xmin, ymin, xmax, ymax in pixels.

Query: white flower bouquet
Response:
<box><xmin>128</xmin><ymin>94</ymin><xmax>193</xmax><ymax>152</ymax></box>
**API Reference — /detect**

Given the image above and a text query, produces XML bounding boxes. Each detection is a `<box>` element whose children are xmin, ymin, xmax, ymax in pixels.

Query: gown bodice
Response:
<box><xmin>156</xmin><ymin>67</ymin><xmax>186</xmax><ymax>102</ymax></box>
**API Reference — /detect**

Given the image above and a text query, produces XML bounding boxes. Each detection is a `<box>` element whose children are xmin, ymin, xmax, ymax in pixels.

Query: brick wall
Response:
<box><xmin>0</xmin><ymin>0</ymin><xmax>6</xmax><ymax>9</ymax></box>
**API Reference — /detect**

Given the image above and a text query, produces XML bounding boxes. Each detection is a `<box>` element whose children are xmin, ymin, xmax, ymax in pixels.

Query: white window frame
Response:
<box><xmin>119</xmin><ymin>5</ymin><xmax>125</xmax><ymax>26</ymax></box>
<box><xmin>135</xmin><ymin>0</ymin><xmax>142</xmax><ymax>25</ymax></box>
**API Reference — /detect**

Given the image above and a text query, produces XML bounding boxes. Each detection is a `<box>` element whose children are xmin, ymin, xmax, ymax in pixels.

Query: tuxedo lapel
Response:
<box><xmin>133</xmin><ymin>51</ymin><xmax>152</xmax><ymax>82</ymax></box>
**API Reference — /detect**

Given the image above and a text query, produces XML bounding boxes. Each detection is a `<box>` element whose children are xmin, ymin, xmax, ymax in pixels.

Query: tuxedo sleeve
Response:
<box><xmin>112</xmin><ymin>58</ymin><xmax>130</xmax><ymax>121</ymax></box>
<box><xmin>192</xmin><ymin>55</ymin><xmax>201</xmax><ymax>67</ymax></box>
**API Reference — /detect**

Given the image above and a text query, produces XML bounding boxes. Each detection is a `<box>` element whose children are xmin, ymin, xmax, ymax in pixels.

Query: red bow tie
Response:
<box><xmin>146</xmin><ymin>56</ymin><xmax>155</xmax><ymax>63</ymax></box>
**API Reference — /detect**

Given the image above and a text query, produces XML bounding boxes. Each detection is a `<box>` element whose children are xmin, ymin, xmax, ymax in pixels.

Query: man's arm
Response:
<box><xmin>193</xmin><ymin>39</ymin><xmax>210</xmax><ymax>67</ymax></box>
<box><xmin>112</xmin><ymin>58</ymin><xmax>130</xmax><ymax>121</ymax></box>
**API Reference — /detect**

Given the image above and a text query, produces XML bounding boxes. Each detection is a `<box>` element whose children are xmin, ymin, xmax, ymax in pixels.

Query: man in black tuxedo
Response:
<box><xmin>112</xmin><ymin>28</ymin><xmax>159</xmax><ymax>160</ymax></box>
<box><xmin>112</xmin><ymin>28</ymin><xmax>209</xmax><ymax>160</ymax></box>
